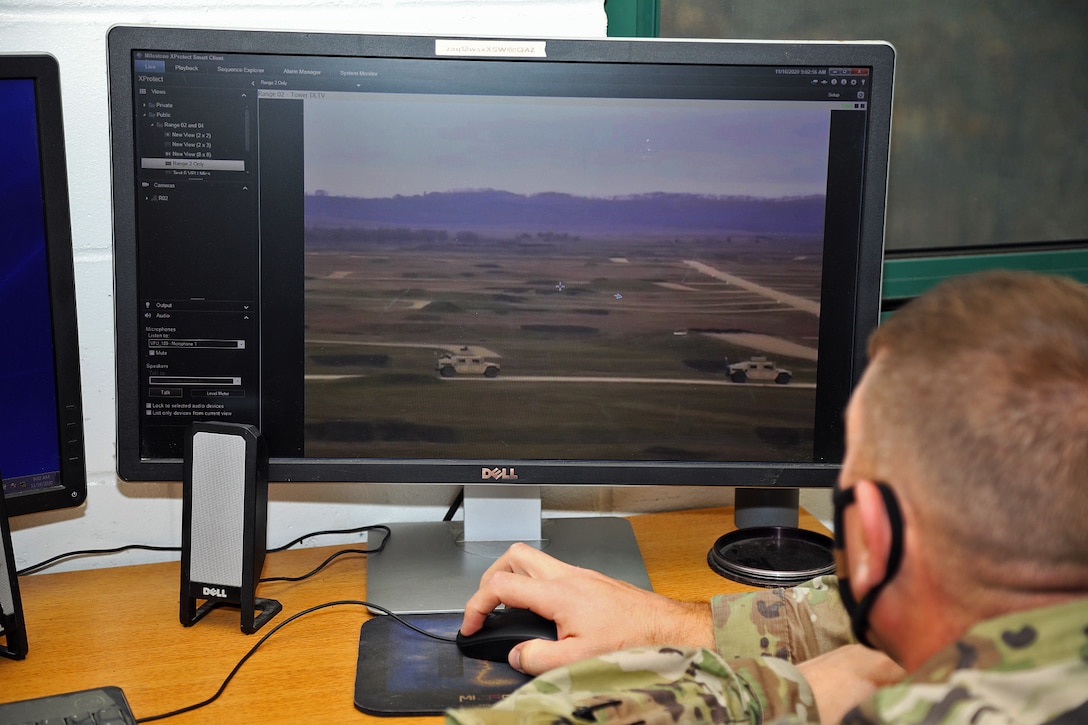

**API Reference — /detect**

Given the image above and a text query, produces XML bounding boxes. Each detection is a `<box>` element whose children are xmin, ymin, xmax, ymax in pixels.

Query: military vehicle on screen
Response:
<box><xmin>436</xmin><ymin>347</ymin><xmax>500</xmax><ymax>378</ymax></box>
<box><xmin>727</xmin><ymin>356</ymin><xmax>791</xmax><ymax>384</ymax></box>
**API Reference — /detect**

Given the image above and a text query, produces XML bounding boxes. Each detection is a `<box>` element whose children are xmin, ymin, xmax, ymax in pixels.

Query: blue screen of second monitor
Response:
<box><xmin>0</xmin><ymin>77</ymin><xmax>63</xmax><ymax>495</ymax></box>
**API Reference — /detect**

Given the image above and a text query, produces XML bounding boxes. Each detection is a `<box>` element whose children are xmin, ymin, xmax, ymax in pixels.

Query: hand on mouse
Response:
<box><xmin>461</xmin><ymin>542</ymin><xmax>714</xmax><ymax>675</ymax></box>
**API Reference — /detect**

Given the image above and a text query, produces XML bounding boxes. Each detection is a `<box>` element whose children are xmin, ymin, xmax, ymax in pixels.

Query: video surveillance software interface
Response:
<box><xmin>129</xmin><ymin>47</ymin><xmax>873</xmax><ymax>467</ymax></box>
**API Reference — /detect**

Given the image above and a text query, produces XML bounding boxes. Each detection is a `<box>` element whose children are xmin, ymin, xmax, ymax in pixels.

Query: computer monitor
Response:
<box><xmin>0</xmin><ymin>54</ymin><xmax>87</xmax><ymax>519</ymax></box>
<box><xmin>108</xmin><ymin>28</ymin><xmax>892</xmax><ymax>611</ymax></box>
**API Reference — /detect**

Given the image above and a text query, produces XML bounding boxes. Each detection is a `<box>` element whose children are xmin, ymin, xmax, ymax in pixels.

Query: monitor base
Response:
<box><xmin>706</xmin><ymin>488</ymin><xmax>835</xmax><ymax>587</ymax></box>
<box><xmin>706</xmin><ymin>525</ymin><xmax>834</xmax><ymax>587</ymax></box>
<box><xmin>365</xmin><ymin>516</ymin><xmax>652</xmax><ymax>614</ymax></box>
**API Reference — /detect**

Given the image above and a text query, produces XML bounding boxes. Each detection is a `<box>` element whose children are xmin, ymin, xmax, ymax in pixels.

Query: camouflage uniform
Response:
<box><xmin>446</xmin><ymin>577</ymin><xmax>1088</xmax><ymax>724</ymax></box>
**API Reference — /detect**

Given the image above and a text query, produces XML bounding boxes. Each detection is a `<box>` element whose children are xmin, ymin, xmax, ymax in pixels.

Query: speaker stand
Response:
<box><xmin>183</xmin><ymin>594</ymin><xmax>282</xmax><ymax>635</ymax></box>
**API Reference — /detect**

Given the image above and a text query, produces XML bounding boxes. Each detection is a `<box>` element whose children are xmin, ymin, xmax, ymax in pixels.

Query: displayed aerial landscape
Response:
<box><xmin>299</xmin><ymin>92</ymin><xmax>831</xmax><ymax>463</ymax></box>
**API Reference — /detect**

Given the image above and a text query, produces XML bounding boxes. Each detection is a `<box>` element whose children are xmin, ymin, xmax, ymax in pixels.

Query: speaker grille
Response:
<box><xmin>189</xmin><ymin>431</ymin><xmax>246</xmax><ymax>587</ymax></box>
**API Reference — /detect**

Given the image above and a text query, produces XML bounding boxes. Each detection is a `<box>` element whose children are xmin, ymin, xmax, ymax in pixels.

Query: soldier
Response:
<box><xmin>449</xmin><ymin>270</ymin><xmax>1088</xmax><ymax>724</ymax></box>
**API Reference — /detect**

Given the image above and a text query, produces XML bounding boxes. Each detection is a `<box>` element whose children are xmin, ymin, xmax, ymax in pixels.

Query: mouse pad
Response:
<box><xmin>354</xmin><ymin>612</ymin><xmax>533</xmax><ymax>716</ymax></box>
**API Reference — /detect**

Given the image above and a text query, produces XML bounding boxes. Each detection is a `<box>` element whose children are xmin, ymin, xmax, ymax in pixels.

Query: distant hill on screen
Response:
<box><xmin>306</xmin><ymin>190</ymin><xmax>825</xmax><ymax>236</ymax></box>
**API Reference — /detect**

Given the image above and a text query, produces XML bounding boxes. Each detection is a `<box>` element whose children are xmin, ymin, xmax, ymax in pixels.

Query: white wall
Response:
<box><xmin>2</xmin><ymin>0</ymin><xmax>832</xmax><ymax>574</ymax></box>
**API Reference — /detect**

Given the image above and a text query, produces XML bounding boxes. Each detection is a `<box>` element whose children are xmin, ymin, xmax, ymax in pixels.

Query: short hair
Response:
<box><xmin>859</xmin><ymin>270</ymin><xmax>1088</xmax><ymax>572</ymax></box>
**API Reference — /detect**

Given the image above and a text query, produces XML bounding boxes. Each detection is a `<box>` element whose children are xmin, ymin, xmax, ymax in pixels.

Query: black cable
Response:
<box><xmin>259</xmin><ymin>548</ymin><xmax>371</xmax><ymax>583</ymax></box>
<box><xmin>443</xmin><ymin>488</ymin><xmax>465</xmax><ymax>522</ymax></box>
<box><xmin>260</xmin><ymin>525</ymin><xmax>390</xmax><ymax>583</ymax></box>
<box><xmin>134</xmin><ymin>599</ymin><xmax>457</xmax><ymax>723</ymax></box>
<box><xmin>266</xmin><ymin>524</ymin><xmax>391</xmax><ymax>554</ymax></box>
<box><xmin>15</xmin><ymin>525</ymin><xmax>392</xmax><ymax>577</ymax></box>
<box><xmin>363</xmin><ymin>600</ymin><xmax>459</xmax><ymax>643</ymax></box>
<box><xmin>16</xmin><ymin>544</ymin><xmax>181</xmax><ymax>576</ymax></box>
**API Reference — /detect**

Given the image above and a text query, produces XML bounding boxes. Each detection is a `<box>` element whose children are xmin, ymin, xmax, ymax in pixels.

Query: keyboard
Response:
<box><xmin>0</xmin><ymin>686</ymin><xmax>136</xmax><ymax>725</ymax></box>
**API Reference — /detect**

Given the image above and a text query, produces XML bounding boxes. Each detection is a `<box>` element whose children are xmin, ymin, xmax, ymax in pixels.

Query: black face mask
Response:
<box><xmin>832</xmin><ymin>481</ymin><xmax>905</xmax><ymax>648</ymax></box>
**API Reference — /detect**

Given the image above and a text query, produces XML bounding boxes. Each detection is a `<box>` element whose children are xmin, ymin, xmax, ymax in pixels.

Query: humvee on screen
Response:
<box><xmin>727</xmin><ymin>356</ymin><xmax>791</xmax><ymax>384</ymax></box>
<box><xmin>436</xmin><ymin>348</ymin><xmax>500</xmax><ymax>378</ymax></box>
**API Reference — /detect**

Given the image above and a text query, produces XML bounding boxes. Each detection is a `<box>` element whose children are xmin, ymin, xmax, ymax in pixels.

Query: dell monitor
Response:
<box><xmin>108</xmin><ymin>28</ymin><xmax>892</xmax><ymax>611</ymax></box>
<box><xmin>1</xmin><ymin>54</ymin><xmax>87</xmax><ymax>520</ymax></box>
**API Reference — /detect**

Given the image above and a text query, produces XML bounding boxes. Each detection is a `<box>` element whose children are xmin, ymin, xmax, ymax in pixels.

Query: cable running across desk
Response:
<box><xmin>15</xmin><ymin>524</ymin><xmax>391</xmax><ymax>576</ymax></box>
<box><xmin>135</xmin><ymin>600</ymin><xmax>457</xmax><ymax>723</ymax></box>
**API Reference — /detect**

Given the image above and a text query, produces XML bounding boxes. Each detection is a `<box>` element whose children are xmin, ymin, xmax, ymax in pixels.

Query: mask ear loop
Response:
<box><xmin>833</xmin><ymin>482</ymin><xmax>905</xmax><ymax>648</ymax></box>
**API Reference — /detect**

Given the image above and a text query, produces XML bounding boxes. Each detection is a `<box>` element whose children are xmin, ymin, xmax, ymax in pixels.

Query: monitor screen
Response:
<box><xmin>108</xmin><ymin>29</ymin><xmax>892</xmax><ymax>491</ymax></box>
<box><xmin>0</xmin><ymin>54</ymin><xmax>87</xmax><ymax>518</ymax></box>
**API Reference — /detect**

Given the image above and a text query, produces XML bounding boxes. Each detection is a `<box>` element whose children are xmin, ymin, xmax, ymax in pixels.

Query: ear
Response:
<box><xmin>848</xmin><ymin>479</ymin><xmax>895</xmax><ymax>593</ymax></box>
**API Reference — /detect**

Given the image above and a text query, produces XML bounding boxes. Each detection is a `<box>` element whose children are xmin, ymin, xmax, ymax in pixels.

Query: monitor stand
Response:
<box><xmin>706</xmin><ymin>487</ymin><xmax>835</xmax><ymax>587</ymax></box>
<box><xmin>365</xmin><ymin>484</ymin><xmax>652</xmax><ymax>614</ymax></box>
<box><xmin>733</xmin><ymin>487</ymin><xmax>801</xmax><ymax>529</ymax></box>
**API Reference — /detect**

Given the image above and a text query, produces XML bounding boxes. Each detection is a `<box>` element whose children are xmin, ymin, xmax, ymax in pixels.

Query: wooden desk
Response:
<box><xmin>3</xmin><ymin>506</ymin><xmax>828</xmax><ymax>723</ymax></box>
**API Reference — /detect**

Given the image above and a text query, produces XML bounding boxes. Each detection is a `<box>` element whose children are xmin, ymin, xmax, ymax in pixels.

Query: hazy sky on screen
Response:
<box><xmin>302</xmin><ymin>92</ymin><xmax>832</xmax><ymax>199</ymax></box>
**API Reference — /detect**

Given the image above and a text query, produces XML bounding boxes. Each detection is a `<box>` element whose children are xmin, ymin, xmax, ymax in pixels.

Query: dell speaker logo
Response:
<box><xmin>481</xmin><ymin>467</ymin><xmax>518</xmax><ymax>480</ymax></box>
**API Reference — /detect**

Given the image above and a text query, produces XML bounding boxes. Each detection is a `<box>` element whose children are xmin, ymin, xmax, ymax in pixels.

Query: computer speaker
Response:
<box><xmin>180</xmin><ymin>422</ymin><xmax>281</xmax><ymax>634</ymax></box>
<box><xmin>1</xmin><ymin>479</ymin><xmax>29</xmax><ymax>659</ymax></box>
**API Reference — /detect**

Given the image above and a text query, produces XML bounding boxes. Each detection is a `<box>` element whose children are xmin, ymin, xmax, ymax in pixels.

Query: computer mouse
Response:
<box><xmin>456</xmin><ymin>607</ymin><xmax>558</xmax><ymax>663</ymax></box>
